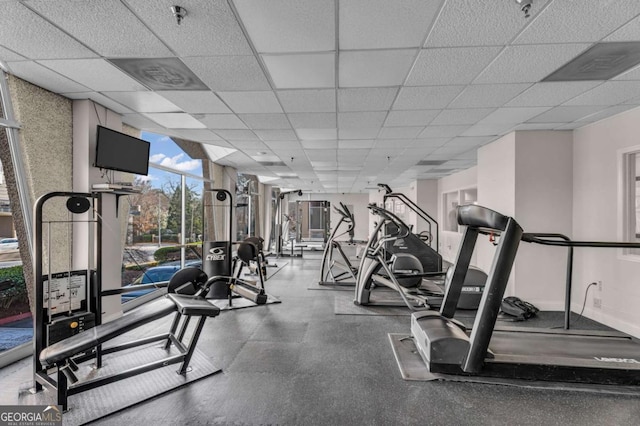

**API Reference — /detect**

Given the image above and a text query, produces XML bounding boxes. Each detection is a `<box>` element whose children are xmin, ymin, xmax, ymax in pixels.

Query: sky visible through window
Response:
<box><xmin>140</xmin><ymin>131</ymin><xmax>203</xmax><ymax>190</ymax></box>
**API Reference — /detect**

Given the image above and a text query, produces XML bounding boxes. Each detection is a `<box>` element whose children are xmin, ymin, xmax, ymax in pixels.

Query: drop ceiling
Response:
<box><xmin>3</xmin><ymin>0</ymin><xmax>640</xmax><ymax>192</ymax></box>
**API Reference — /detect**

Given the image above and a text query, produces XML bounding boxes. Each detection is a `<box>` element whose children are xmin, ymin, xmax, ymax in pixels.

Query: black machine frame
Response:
<box><xmin>411</xmin><ymin>204</ymin><xmax>640</xmax><ymax>386</ymax></box>
<box><xmin>319</xmin><ymin>202</ymin><xmax>359</xmax><ymax>286</ymax></box>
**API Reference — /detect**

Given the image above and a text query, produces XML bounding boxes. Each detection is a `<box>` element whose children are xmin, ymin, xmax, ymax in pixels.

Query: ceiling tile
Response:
<box><xmin>62</xmin><ymin>92</ymin><xmax>133</xmax><ymax>114</ymax></box>
<box><xmin>25</xmin><ymin>0</ymin><xmax>172</xmax><ymax>57</ymax></box>
<box><xmin>513</xmin><ymin>123</ymin><xmax>561</xmax><ymax>131</ymax></box>
<box><xmin>478</xmin><ymin>107</ymin><xmax>551</xmax><ymax>124</ymax></box>
<box><xmin>410</xmin><ymin>138</ymin><xmax>451</xmax><ymax>148</ymax></box>
<box><xmin>7</xmin><ymin>61</ymin><xmax>89</xmax><ymax>93</ymax></box>
<box><xmin>448</xmin><ymin>84</ymin><xmax>531</xmax><ymax>108</ymax></box>
<box><xmin>263</xmin><ymin>53</ymin><xmax>335</xmax><ymax>89</ymax></box>
<box><xmin>183</xmin><ymin>56</ymin><xmax>270</xmax><ymax>91</ymax></box>
<box><xmin>339</xmin><ymin>49</ymin><xmax>416</xmax><ymax>87</ymax></box>
<box><xmin>167</xmin><ymin>129</ymin><xmax>222</xmax><ymax>142</ymax></box>
<box><xmin>102</xmin><ymin>91</ymin><xmax>180</xmax><ymax>113</ymax></box>
<box><xmin>121</xmin><ymin>113</ymin><xmax>165</xmax><ymax>130</ymax></box>
<box><xmin>384</xmin><ymin>110</ymin><xmax>439</xmax><ymax>126</ymax></box>
<box><xmin>217</xmin><ymin>91</ymin><xmax>283</xmax><ymax>113</ymax></box>
<box><xmin>125</xmin><ymin>0</ymin><xmax>251</xmax><ymax>56</ymax></box>
<box><xmin>393</xmin><ymin>86</ymin><xmax>465</xmax><ymax>110</ymax></box>
<box><xmin>38</xmin><ymin>59</ymin><xmax>147</xmax><ymax>92</ymax></box>
<box><xmin>143</xmin><ymin>113</ymin><xmax>206</xmax><ymax>129</ymax></box>
<box><xmin>157</xmin><ymin>91</ymin><xmax>231</xmax><ymax>114</ymax></box>
<box><xmin>375</xmin><ymin>139</ymin><xmax>416</xmax><ymax>149</ymax></box>
<box><xmin>214</xmin><ymin>129</ymin><xmax>259</xmax><ymax>140</ymax></box>
<box><xmin>339</xmin><ymin>128</ymin><xmax>381</xmax><ymax>139</ymax></box>
<box><xmin>506</xmin><ymin>81</ymin><xmax>602</xmax><ymax>107</ymax></box>
<box><xmin>239</xmin><ymin>113</ymin><xmax>291</xmax><ymax>130</ymax></box>
<box><xmin>288</xmin><ymin>113</ymin><xmax>336</xmax><ymax>129</ymax></box>
<box><xmin>296</xmin><ymin>128</ymin><xmax>337</xmax><ymax>140</ymax></box>
<box><xmin>255</xmin><ymin>129</ymin><xmax>298</xmax><ymax>141</ymax></box>
<box><xmin>231</xmin><ymin>140</ymin><xmax>270</xmax><ymax>151</ymax></box>
<box><xmin>198</xmin><ymin>114</ymin><xmax>248</xmax><ymax>129</ymax></box>
<box><xmin>277</xmin><ymin>89</ymin><xmax>336</xmax><ymax>113</ymax></box>
<box><xmin>514</xmin><ymin>0</ymin><xmax>640</xmax><ymax>45</ymax></box>
<box><xmin>461</xmin><ymin>123</ymin><xmax>515</xmax><ymax>136</ymax></box>
<box><xmin>301</xmin><ymin>140</ymin><xmax>338</xmax><ymax>149</ymax></box>
<box><xmin>265</xmin><ymin>140</ymin><xmax>303</xmax><ymax>150</ymax></box>
<box><xmin>340</xmin><ymin>0</ymin><xmax>443</xmax><ymax>49</ymax></box>
<box><xmin>338</xmin><ymin>112</ymin><xmax>387</xmax><ymax>128</ymax></box>
<box><xmin>418</xmin><ymin>125</ymin><xmax>469</xmax><ymax>138</ymax></box>
<box><xmin>576</xmin><ymin>105</ymin><xmax>638</xmax><ymax>122</ymax></box>
<box><xmin>0</xmin><ymin>46</ymin><xmax>25</xmax><ymax>62</ymax></box>
<box><xmin>526</xmin><ymin>105</ymin><xmax>606</xmax><ymax>123</ymax></box>
<box><xmin>337</xmin><ymin>88</ymin><xmax>398</xmax><ymax>112</ymax></box>
<box><xmin>233</xmin><ymin>0</ymin><xmax>334</xmax><ymax>53</ymax></box>
<box><xmin>425</xmin><ymin>0</ymin><xmax>551</xmax><ymax>47</ymax></box>
<box><xmin>474</xmin><ymin>44</ymin><xmax>591</xmax><ymax>84</ymax></box>
<box><xmin>1</xmin><ymin>3</ymin><xmax>98</xmax><ymax>60</ymax></box>
<box><xmin>563</xmin><ymin>81</ymin><xmax>640</xmax><ymax>106</ymax></box>
<box><xmin>377</xmin><ymin>127</ymin><xmax>424</xmax><ymax>139</ymax></box>
<box><xmin>605</xmin><ymin>14</ymin><xmax>640</xmax><ymax>42</ymax></box>
<box><xmin>407</xmin><ymin>47</ymin><xmax>502</xmax><ymax>86</ymax></box>
<box><xmin>338</xmin><ymin>140</ymin><xmax>375</xmax><ymax>149</ymax></box>
<box><xmin>431</xmin><ymin>108</ymin><xmax>495</xmax><ymax>125</ymax></box>
<box><xmin>615</xmin><ymin>63</ymin><xmax>640</xmax><ymax>81</ymax></box>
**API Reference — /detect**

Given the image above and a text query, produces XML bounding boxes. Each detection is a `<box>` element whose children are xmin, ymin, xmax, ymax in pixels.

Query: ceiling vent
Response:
<box><xmin>108</xmin><ymin>57</ymin><xmax>208</xmax><ymax>90</ymax></box>
<box><xmin>543</xmin><ymin>42</ymin><xmax>640</xmax><ymax>82</ymax></box>
<box><xmin>416</xmin><ymin>160</ymin><xmax>446</xmax><ymax>166</ymax></box>
<box><xmin>258</xmin><ymin>161</ymin><xmax>286</xmax><ymax>167</ymax></box>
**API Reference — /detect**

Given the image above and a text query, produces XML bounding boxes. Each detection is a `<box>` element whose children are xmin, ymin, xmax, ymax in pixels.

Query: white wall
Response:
<box><xmin>296</xmin><ymin>192</ymin><xmax>370</xmax><ymax>242</ymax></box>
<box><xmin>438</xmin><ymin>166</ymin><xmax>478</xmax><ymax>263</ymax></box>
<box><xmin>572</xmin><ymin>107</ymin><xmax>640</xmax><ymax>337</ymax></box>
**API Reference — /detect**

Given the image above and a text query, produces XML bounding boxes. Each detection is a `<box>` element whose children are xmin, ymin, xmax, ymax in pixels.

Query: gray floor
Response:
<box><xmin>5</xmin><ymin>255</ymin><xmax>640</xmax><ymax>425</ymax></box>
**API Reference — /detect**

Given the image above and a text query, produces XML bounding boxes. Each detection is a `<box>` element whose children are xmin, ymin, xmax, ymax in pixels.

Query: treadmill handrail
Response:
<box><xmin>522</xmin><ymin>233</ymin><xmax>640</xmax><ymax>249</ymax></box>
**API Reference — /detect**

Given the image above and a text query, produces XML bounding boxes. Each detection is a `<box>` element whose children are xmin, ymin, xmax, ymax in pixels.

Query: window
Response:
<box><xmin>620</xmin><ymin>147</ymin><xmax>640</xmax><ymax>257</ymax></box>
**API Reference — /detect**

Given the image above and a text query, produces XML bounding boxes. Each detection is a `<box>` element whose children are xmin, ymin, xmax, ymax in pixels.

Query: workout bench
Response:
<box><xmin>36</xmin><ymin>292</ymin><xmax>220</xmax><ymax>411</ymax></box>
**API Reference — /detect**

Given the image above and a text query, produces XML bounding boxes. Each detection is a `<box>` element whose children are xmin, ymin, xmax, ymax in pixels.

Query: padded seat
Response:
<box><xmin>167</xmin><ymin>293</ymin><xmax>220</xmax><ymax>317</ymax></box>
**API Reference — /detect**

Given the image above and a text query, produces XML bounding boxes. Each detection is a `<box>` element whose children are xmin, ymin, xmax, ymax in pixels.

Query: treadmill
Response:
<box><xmin>411</xmin><ymin>204</ymin><xmax>640</xmax><ymax>386</ymax></box>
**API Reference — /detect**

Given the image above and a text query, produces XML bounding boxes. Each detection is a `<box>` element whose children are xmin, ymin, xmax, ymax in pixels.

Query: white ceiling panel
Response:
<box><xmin>377</xmin><ymin>127</ymin><xmax>423</xmax><ymax>139</ymax></box>
<box><xmin>576</xmin><ymin>105</ymin><xmax>638</xmax><ymax>123</ymax></box>
<box><xmin>425</xmin><ymin>0</ymin><xmax>551</xmax><ymax>47</ymax></box>
<box><xmin>474</xmin><ymin>44</ymin><xmax>590</xmax><ymax>84</ymax></box>
<box><xmin>198</xmin><ymin>114</ymin><xmax>247</xmax><ymax>129</ymax></box>
<box><xmin>429</xmin><ymin>144</ymin><xmax>470</xmax><ymax>157</ymax></box>
<box><xmin>1</xmin><ymin>3</ymin><xmax>97</xmax><ymax>60</ymax></box>
<box><xmin>230</xmin><ymin>140</ymin><xmax>269</xmax><ymax>151</ymax></box>
<box><xmin>431</xmin><ymin>108</ymin><xmax>495</xmax><ymax>126</ymax></box>
<box><xmin>478</xmin><ymin>107</ymin><xmax>551</xmax><ymax>124</ymax></box>
<box><xmin>513</xmin><ymin>123</ymin><xmax>562</xmax><ymax>131</ymax></box>
<box><xmin>506</xmin><ymin>81</ymin><xmax>602</xmax><ymax>107</ymax></box>
<box><xmin>407</xmin><ymin>47</ymin><xmax>502</xmax><ymax>86</ymax></box>
<box><xmin>63</xmin><ymin>92</ymin><xmax>133</xmax><ymax>114</ymax></box>
<box><xmin>337</xmin><ymin>88</ymin><xmax>398</xmax><ymax>112</ymax></box>
<box><xmin>296</xmin><ymin>128</ymin><xmax>337</xmax><ymax>140</ymax></box>
<box><xmin>605</xmin><ymin>14</ymin><xmax>640</xmax><ymax>42</ymax></box>
<box><xmin>446</xmin><ymin>136</ymin><xmax>493</xmax><ymax>147</ymax></box>
<box><xmin>339</xmin><ymin>49</ymin><xmax>416</xmax><ymax>87</ymax></box>
<box><xmin>339</xmin><ymin>128</ymin><xmax>381</xmax><ymax>139</ymax></box>
<box><xmin>263</xmin><ymin>53</ymin><xmax>335</xmax><ymax>89</ymax></box>
<box><xmin>301</xmin><ymin>140</ymin><xmax>338</xmax><ymax>149</ymax></box>
<box><xmin>7</xmin><ymin>61</ymin><xmax>89</xmax><ymax>93</ymax></box>
<box><xmin>217</xmin><ymin>91</ymin><xmax>283</xmax><ymax>113</ymax></box>
<box><xmin>183</xmin><ymin>56</ymin><xmax>270</xmax><ymax>91</ymax></box>
<box><xmin>288</xmin><ymin>113</ymin><xmax>336</xmax><ymax>129</ymax></box>
<box><xmin>306</xmin><ymin>150</ymin><xmax>338</xmax><ymax>161</ymax></box>
<box><xmin>514</xmin><ymin>0</ymin><xmax>640</xmax><ymax>45</ymax></box>
<box><xmin>255</xmin><ymin>129</ymin><xmax>298</xmax><ymax>141</ymax></box>
<box><xmin>563</xmin><ymin>81</ymin><xmax>640</xmax><ymax>106</ymax></box>
<box><xmin>25</xmin><ymin>0</ymin><xmax>172</xmax><ymax>57</ymax></box>
<box><xmin>233</xmin><ymin>0</ymin><xmax>334</xmax><ymax>53</ymax></box>
<box><xmin>239</xmin><ymin>113</ymin><xmax>291</xmax><ymax>130</ymax></box>
<box><xmin>214</xmin><ymin>129</ymin><xmax>259</xmax><ymax>140</ymax></box>
<box><xmin>461</xmin><ymin>123</ymin><xmax>515</xmax><ymax>137</ymax></box>
<box><xmin>265</xmin><ymin>141</ymin><xmax>303</xmax><ymax>150</ymax></box>
<box><xmin>410</xmin><ymin>138</ymin><xmax>451</xmax><ymax>148</ymax></box>
<box><xmin>276</xmin><ymin>89</ymin><xmax>336</xmax><ymax>113</ymax></box>
<box><xmin>393</xmin><ymin>86</ymin><xmax>465</xmax><ymax>110</ymax></box>
<box><xmin>121</xmin><ymin>113</ymin><xmax>165</xmax><ymax>130</ymax></box>
<box><xmin>418</xmin><ymin>125</ymin><xmax>469</xmax><ymax>138</ymax></box>
<box><xmin>38</xmin><ymin>59</ymin><xmax>147</xmax><ymax>92</ymax></box>
<box><xmin>340</xmin><ymin>0</ymin><xmax>443</xmax><ymax>49</ymax></box>
<box><xmin>144</xmin><ymin>113</ymin><xmax>206</xmax><ymax>129</ymax></box>
<box><xmin>168</xmin><ymin>129</ymin><xmax>223</xmax><ymax>142</ymax></box>
<box><xmin>102</xmin><ymin>91</ymin><xmax>180</xmax><ymax>113</ymax></box>
<box><xmin>125</xmin><ymin>0</ymin><xmax>251</xmax><ymax>56</ymax></box>
<box><xmin>0</xmin><ymin>46</ymin><xmax>25</xmax><ymax>62</ymax></box>
<box><xmin>338</xmin><ymin>140</ymin><xmax>375</xmax><ymax>149</ymax></box>
<box><xmin>375</xmin><ymin>139</ymin><xmax>415</xmax><ymax>149</ymax></box>
<box><xmin>157</xmin><ymin>91</ymin><xmax>231</xmax><ymax>114</ymax></box>
<box><xmin>384</xmin><ymin>110</ymin><xmax>439</xmax><ymax>127</ymax></box>
<box><xmin>338</xmin><ymin>112</ymin><xmax>387</xmax><ymax>128</ymax></box>
<box><xmin>527</xmin><ymin>106</ymin><xmax>606</xmax><ymax>123</ymax></box>
<box><xmin>448</xmin><ymin>84</ymin><xmax>531</xmax><ymax>108</ymax></box>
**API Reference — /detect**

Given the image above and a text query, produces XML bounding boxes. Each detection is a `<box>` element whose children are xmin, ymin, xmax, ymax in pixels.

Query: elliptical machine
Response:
<box><xmin>354</xmin><ymin>204</ymin><xmax>486</xmax><ymax>310</ymax></box>
<box><xmin>319</xmin><ymin>202</ymin><xmax>360</xmax><ymax>286</ymax></box>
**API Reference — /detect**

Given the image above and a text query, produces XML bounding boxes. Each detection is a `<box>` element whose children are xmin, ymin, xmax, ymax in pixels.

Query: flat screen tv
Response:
<box><xmin>95</xmin><ymin>126</ymin><xmax>150</xmax><ymax>175</ymax></box>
